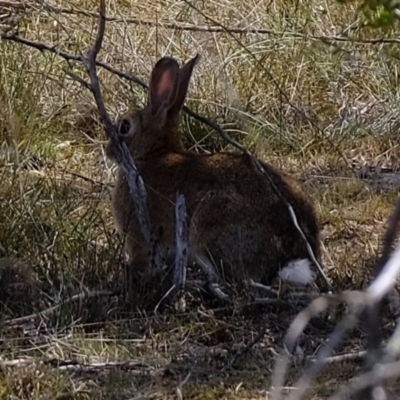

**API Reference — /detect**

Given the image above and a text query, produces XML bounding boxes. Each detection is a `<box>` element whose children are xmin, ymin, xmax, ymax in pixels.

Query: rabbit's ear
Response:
<box><xmin>170</xmin><ymin>54</ymin><xmax>201</xmax><ymax>117</ymax></box>
<box><xmin>149</xmin><ymin>57</ymin><xmax>180</xmax><ymax>117</ymax></box>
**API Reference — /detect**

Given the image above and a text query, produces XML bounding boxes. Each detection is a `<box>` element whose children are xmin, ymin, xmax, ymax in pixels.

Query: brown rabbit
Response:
<box><xmin>106</xmin><ymin>55</ymin><xmax>320</xmax><ymax>290</ymax></box>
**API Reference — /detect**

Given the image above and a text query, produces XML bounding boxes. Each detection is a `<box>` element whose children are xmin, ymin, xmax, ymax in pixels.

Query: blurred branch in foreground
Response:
<box><xmin>271</xmin><ymin>198</ymin><xmax>400</xmax><ymax>400</ymax></box>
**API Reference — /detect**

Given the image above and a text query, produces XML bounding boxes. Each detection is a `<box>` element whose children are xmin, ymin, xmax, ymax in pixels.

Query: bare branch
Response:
<box><xmin>153</xmin><ymin>194</ymin><xmax>189</xmax><ymax>311</ymax></box>
<box><xmin>374</xmin><ymin>198</ymin><xmax>400</xmax><ymax>279</ymax></box>
<box><xmin>18</xmin><ymin>1</ymin><xmax>400</xmax><ymax>45</ymax></box>
<box><xmin>251</xmin><ymin>156</ymin><xmax>331</xmax><ymax>291</ymax></box>
<box><xmin>249</xmin><ymin>280</ymin><xmax>280</xmax><ymax>297</ymax></box>
<box><xmin>308</xmin><ymin>351</ymin><xmax>367</xmax><ymax>364</ymax></box>
<box><xmin>2</xmin><ymin>357</ymin><xmax>162</xmax><ymax>373</ymax></box>
<box><xmin>226</xmin><ymin>324</ymin><xmax>267</xmax><ymax>369</ymax></box>
<box><xmin>367</xmin><ymin>243</ymin><xmax>400</xmax><ymax>304</ymax></box>
<box><xmin>0</xmin><ymin>33</ymin><xmax>147</xmax><ymax>86</ymax></box>
<box><xmin>271</xmin><ymin>213</ymin><xmax>400</xmax><ymax>400</ymax></box>
<box><xmin>270</xmin><ymin>296</ymin><xmax>330</xmax><ymax>400</ymax></box>
<box><xmin>87</xmin><ymin>0</ymin><xmax>105</xmax><ymax>64</ymax></box>
<box><xmin>206</xmin><ymin>282</ymin><xmax>231</xmax><ymax>303</ymax></box>
<box><xmin>176</xmin><ymin>371</ymin><xmax>192</xmax><ymax>400</ymax></box>
<box><xmin>250</xmin><ymin>280</ymin><xmax>335</xmax><ymax>301</ymax></box>
<box><xmin>153</xmin><ymin>284</ymin><xmax>176</xmax><ymax>313</ymax></box>
<box><xmin>174</xmin><ymin>193</ymin><xmax>188</xmax><ymax>293</ymax></box>
<box><xmin>271</xmin><ymin>291</ymin><xmax>365</xmax><ymax>400</ymax></box>
<box><xmin>63</xmin><ymin>67</ymin><xmax>90</xmax><ymax>89</ymax></box>
<box><xmin>287</xmin><ymin>305</ymin><xmax>362</xmax><ymax>400</ymax></box>
<box><xmin>79</xmin><ymin>2</ymin><xmax>111</xmax><ymax>138</ymax></box>
<box><xmin>74</xmin><ymin>0</ymin><xmax>163</xmax><ymax>272</ymax></box>
<box><xmin>354</xmin><ymin>199</ymin><xmax>400</xmax><ymax>400</ymax></box>
<box><xmin>252</xmin><ymin>298</ymin><xmax>290</xmax><ymax>305</ymax></box>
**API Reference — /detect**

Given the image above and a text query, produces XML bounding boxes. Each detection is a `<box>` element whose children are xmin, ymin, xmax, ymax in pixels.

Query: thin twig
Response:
<box><xmin>1</xmin><ymin>357</ymin><xmax>162</xmax><ymax>373</ymax></box>
<box><xmin>252</xmin><ymin>298</ymin><xmax>292</xmax><ymax>306</ymax></box>
<box><xmin>249</xmin><ymin>280</ymin><xmax>280</xmax><ymax>297</ymax></box>
<box><xmin>250</xmin><ymin>280</ymin><xmax>334</xmax><ymax>300</ymax></box>
<box><xmin>176</xmin><ymin>371</ymin><xmax>192</xmax><ymax>400</ymax></box>
<box><xmin>374</xmin><ymin>198</ymin><xmax>400</xmax><ymax>278</ymax></box>
<box><xmin>0</xmin><ymin>33</ymin><xmax>147</xmax><ymax>87</ymax></box>
<box><xmin>4</xmin><ymin>289</ymin><xmax>115</xmax><ymax>326</ymax></box>
<box><xmin>225</xmin><ymin>324</ymin><xmax>267</xmax><ymax>369</ymax></box>
<box><xmin>63</xmin><ymin>68</ymin><xmax>90</xmax><ymax>89</ymax></box>
<box><xmin>17</xmin><ymin>1</ymin><xmax>400</xmax><ymax>44</ymax></box>
<box><xmin>153</xmin><ymin>284</ymin><xmax>176</xmax><ymax>314</ymax></box>
<box><xmin>307</xmin><ymin>350</ymin><xmax>367</xmax><ymax>364</ymax></box>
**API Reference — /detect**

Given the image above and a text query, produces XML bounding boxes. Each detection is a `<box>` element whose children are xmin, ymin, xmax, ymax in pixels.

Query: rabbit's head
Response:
<box><xmin>106</xmin><ymin>55</ymin><xmax>200</xmax><ymax>162</ymax></box>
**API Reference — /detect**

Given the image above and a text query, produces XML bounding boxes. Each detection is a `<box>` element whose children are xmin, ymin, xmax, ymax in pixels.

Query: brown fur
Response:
<box><xmin>106</xmin><ymin>55</ymin><xmax>320</xmax><ymax>288</ymax></box>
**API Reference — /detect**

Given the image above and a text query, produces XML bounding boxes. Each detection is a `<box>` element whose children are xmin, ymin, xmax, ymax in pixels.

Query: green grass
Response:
<box><xmin>1</xmin><ymin>0</ymin><xmax>400</xmax><ymax>398</ymax></box>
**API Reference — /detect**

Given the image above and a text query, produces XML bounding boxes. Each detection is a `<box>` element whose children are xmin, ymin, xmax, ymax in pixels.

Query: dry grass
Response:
<box><xmin>1</xmin><ymin>0</ymin><xmax>400</xmax><ymax>398</ymax></box>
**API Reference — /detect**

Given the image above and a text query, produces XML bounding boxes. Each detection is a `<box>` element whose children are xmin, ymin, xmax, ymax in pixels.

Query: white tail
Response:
<box><xmin>279</xmin><ymin>258</ymin><xmax>315</xmax><ymax>285</ymax></box>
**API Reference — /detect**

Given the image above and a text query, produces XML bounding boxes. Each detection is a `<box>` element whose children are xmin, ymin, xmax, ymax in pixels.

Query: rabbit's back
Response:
<box><xmin>112</xmin><ymin>150</ymin><xmax>319</xmax><ymax>284</ymax></box>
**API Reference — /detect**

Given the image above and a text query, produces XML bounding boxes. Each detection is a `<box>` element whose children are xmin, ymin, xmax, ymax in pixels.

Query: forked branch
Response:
<box><xmin>78</xmin><ymin>0</ymin><xmax>162</xmax><ymax>272</ymax></box>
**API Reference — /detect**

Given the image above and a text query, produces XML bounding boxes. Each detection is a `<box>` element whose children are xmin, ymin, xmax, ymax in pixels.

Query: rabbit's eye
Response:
<box><xmin>118</xmin><ymin>119</ymin><xmax>131</xmax><ymax>136</ymax></box>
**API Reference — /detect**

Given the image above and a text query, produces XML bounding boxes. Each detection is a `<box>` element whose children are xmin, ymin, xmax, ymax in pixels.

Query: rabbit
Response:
<box><xmin>106</xmin><ymin>55</ymin><xmax>321</xmax><ymax>291</ymax></box>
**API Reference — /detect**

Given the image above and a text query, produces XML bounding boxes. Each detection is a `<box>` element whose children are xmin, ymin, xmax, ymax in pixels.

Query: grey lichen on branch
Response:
<box><xmin>72</xmin><ymin>0</ymin><xmax>163</xmax><ymax>274</ymax></box>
